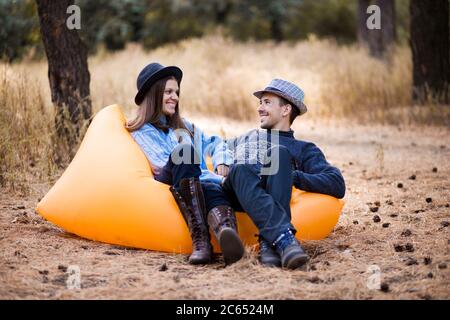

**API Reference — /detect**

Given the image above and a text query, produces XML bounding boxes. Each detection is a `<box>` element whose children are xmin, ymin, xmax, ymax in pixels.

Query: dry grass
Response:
<box><xmin>0</xmin><ymin>66</ymin><xmax>59</xmax><ymax>195</ymax></box>
<box><xmin>0</xmin><ymin>116</ymin><xmax>449</xmax><ymax>300</ymax></box>
<box><xmin>1</xmin><ymin>35</ymin><xmax>449</xmax><ymax>299</ymax></box>
<box><xmin>2</xmin><ymin>35</ymin><xmax>449</xmax><ymax>194</ymax></box>
<box><xmin>88</xmin><ymin>35</ymin><xmax>448</xmax><ymax>124</ymax></box>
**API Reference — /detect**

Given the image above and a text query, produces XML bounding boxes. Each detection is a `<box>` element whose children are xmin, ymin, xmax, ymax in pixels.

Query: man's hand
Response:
<box><xmin>221</xmin><ymin>176</ymin><xmax>227</xmax><ymax>186</ymax></box>
<box><xmin>216</xmin><ymin>164</ymin><xmax>229</xmax><ymax>177</ymax></box>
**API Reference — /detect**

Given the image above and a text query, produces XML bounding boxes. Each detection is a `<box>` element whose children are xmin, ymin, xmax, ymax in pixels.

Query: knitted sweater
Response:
<box><xmin>227</xmin><ymin>129</ymin><xmax>345</xmax><ymax>199</ymax></box>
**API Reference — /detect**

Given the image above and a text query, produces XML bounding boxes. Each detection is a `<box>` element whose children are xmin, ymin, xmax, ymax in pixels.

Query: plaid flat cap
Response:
<box><xmin>253</xmin><ymin>78</ymin><xmax>307</xmax><ymax>115</ymax></box>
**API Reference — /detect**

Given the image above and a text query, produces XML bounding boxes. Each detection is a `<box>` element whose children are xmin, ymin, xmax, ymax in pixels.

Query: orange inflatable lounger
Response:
<box><xmin>36</xmin><ymin>105</ymin><xmax>344</xmax><ymax>254</ymax></box>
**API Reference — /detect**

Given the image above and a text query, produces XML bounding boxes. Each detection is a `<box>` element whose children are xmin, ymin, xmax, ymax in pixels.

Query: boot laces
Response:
<box><xmin>273</xmin><ymin>229</ymin><xmax>298</xmax><ymax>252</ymax></box>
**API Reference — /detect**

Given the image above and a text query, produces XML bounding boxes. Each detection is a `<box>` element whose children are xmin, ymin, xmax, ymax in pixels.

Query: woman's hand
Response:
<box><xmin>216</xmin><ymin>164</ymin><xmax>229</xmax><ymax>177</ymax></box>
<box><xmin>151</xmin><ymin>165</ymin><xmax>162</xmax><ymax>176</ymax></box>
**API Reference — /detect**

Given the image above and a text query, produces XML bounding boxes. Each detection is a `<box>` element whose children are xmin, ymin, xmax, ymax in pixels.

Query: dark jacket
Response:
<box><xmin>226</xmin><ymin>129</ymin><xmax>346</xmax><ymax>199</ymax></box>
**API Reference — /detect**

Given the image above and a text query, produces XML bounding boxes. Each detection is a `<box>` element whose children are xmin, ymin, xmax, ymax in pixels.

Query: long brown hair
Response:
<box><xmin>126</xmin><ymin>76</ymin><xmax>190</xmax><ymax>135</ymax></box>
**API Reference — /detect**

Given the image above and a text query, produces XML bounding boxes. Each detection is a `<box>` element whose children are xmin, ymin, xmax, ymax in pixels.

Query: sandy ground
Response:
<box><xmin>1</xmin><ymin>117</ymin><xmax>449</xmax><ymax>300</ymax></box>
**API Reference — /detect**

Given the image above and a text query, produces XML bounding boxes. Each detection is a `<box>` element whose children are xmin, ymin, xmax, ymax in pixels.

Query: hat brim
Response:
<box><xmin>253</xmin><ymin>89</ymin><xmax>307</xmax><ymax>116</ymax></box>
<box><xmin>135</xmin><ymin>66</ymin><xmax>183</xmax><ymax>105</ymax></box>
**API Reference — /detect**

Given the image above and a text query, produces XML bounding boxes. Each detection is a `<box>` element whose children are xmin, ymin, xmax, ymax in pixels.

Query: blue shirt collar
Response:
<box><xmin>159</xmin><ymin>114</ymin><xmax>168</xmax><ymax>125</ymax></box>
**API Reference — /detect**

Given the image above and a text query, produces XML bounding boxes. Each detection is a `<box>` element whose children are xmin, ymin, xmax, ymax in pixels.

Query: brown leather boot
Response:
<box><xmin>170</xmin><ymin>178</ymin><xmax>212</xmax><ymax>264</ymax></box>
<box><xmin>208</xmin><ymin>205</ymin><xmax>244</xmax><ymax>265</ymax></box>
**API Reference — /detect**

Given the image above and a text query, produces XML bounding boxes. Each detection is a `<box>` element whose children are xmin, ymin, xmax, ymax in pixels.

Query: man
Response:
<box><xmin>221</xmin><ymin>78</ymin><xmax>346</xmax><ymax>269</ymax></box>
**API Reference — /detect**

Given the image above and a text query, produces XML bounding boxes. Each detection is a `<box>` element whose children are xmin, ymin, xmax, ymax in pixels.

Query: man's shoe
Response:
<box><xmin>273</xmin><ymin>229</ymin><xmax>309</xmax><ymax>269</ymax></box>
<box><xmin>258</xmin><ymin>237</ymin><xmax>281</xmax><ymax>267</ymax></box>
<box><xmin>208</xmin><ymin>205</ymin><xmax>244</xmax><ymax>265</ymax></box>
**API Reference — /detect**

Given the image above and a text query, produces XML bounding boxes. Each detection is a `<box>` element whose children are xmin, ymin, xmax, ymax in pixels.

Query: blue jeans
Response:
<box><xmin>222</xmin><ymin>145</ymin><xmax>295</xmax><ymax>243</ymax></box>
<box><xmin>154</xmin><ymin>143</ymin><xmax>232</xmax><ymax>212</ymax></box>
<box><xmin>156</xmin><ymin>143</ymin><xmax>295</xmax><ymax>240</ymax></box>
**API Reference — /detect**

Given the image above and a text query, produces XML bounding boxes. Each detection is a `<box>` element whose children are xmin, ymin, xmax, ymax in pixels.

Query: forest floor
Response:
<box><xmin>1</xmin><ymin>116</ymin><xmax>449</xmax><ymax>299</ymax></box>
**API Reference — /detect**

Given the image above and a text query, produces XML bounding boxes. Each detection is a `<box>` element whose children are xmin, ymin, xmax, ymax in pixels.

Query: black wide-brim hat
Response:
<box><xmin>134</xmin><ymin>63</ymin><xmax>183</xmax><ymax>105</ymax></box>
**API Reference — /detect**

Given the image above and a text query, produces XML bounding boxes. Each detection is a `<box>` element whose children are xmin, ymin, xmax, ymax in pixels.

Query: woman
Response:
<box><xmin>126</xmin><ymin>62</ymin><xmax>244</xmax><ymax>265</ymax></box>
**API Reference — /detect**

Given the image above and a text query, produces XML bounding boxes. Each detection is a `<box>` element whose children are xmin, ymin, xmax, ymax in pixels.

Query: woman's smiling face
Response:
<box><xmin>162</xmin><ymin>78</ymin><xmax>179</xmax><ymax>116</ymax></box>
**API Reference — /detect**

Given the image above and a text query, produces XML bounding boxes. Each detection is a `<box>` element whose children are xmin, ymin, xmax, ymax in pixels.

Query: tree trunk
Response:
<box><xmin>358</xmin><ymin>0</ymin><xmax>396</xmax><ymax>59</ymax></box>
<box><xmin>410</xmin><ymin>0</ymin><xmax>449</xmax><ymax>104</ymax></box>
<box><xmin>270</xmin><ymin>18</ymin><xmax>283</xmax><ymax>42</ymax></box>
<box><xmin>213</xmin><ymin>0</ymin><xmax>233</xmax><ymax>25</ymax></box>
<box><xmin>379</xmin><ymin>0</ymin><xmax>396</xmax><ymax>48</ymax></box>
<box><xmin>357</xmin><ymin>0</ymin><xmax>370</xmax><ymax>45</ymax></box>
<box><xmin>36</xmin><ymin>0</ymin><xmax>92</xmax><ymax>161</ymax></box>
